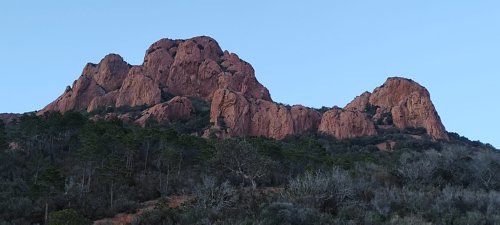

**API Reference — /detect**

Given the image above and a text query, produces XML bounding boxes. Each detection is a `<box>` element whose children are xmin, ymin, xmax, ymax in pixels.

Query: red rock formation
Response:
<box><xmin>210</xmin><ymin>89</ymin><xmax>321</xmax><ymax>139</ymax></box>
<box><xmin>136</xmin><ymin>96</ymin><xmax>194</xmax><ymax>127</ymax></box>
<box><xmin>217</xmin><ymin>51</ymin><xmax>271</xmax><ymax>101</ymax></box>
<box><xmin>116</xmin><ymin>67</ymin><xmax>161</xmax><ymax>108</ymax></box>
<box><xmin>249</xmin><ymin>100</ymin><xmax>294</xmax><ymax>139</ymax></box>
<box><xmin>39</xmin><ymin>74</ymin><xmax>105</xmax><ymax>114</ymax></box>
<box><xmin>41</xmin><ymin>36</ymin><xmax>271</xmax><ymax>115</ymax></box>
<box><xmin>369</xmin><ymin>77</ymin><xmax>448</xmax><ymax>140</ymax></box>
<box><xmin>165</xmin><ymin>37</ymin><xmax>223</xmax><ymax>99</ymax></box>
<box><xmin>318</xmin><ymin>108</ymin><xmax>377</xmax><ymax>139</ymax></box>
<box><xmin>345</xmin><ymin>91</ymin><xmax>371</xmax><ymax>111</ymax></box>
<box><xmin>290</xmin><ymin>105</ymin><xmax>322</xmax><ymax>133</ymax></box>
<box><xmin>210</xmin><ymin>89</ymin><xmax>252</xmax><ymax>137</ymax></box>
<box><xmin>143</xmin><ymin>38</ymin><xmax>178</xmax><ymax>87</ymax></box>
<box><xmin>88</xmin><ymin>90</ymin><xmax>118</xmax><ymax>112</ymax></box>
<box><xmin>93</xmin><ymin>54</ymin><xmax>130</xmax><ymax>91</ymax></box>
<box><xmin>342</xmin><ymin>77</ymin><xmax>448</xmax><ymax>140</ymax></box>
<box><xmin>39</xmin><ymin>36</ymin><xmax>448</xmax><ymax>141</ymax></box>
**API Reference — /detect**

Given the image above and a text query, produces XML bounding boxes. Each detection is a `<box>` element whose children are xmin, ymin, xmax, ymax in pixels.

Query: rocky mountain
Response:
<box><xmin>39</xmin><ymin>36</ymin><xmax>448</xmax><ymax>140</ymax></box>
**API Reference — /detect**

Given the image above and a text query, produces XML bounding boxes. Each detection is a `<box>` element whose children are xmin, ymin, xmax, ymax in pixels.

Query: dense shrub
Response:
<box><xmin>48</xmin><ymin>209</ymin><xmax>89</xmax><ymax>225</ymax></box>
<box><xmin>1</xmin><ymin>112</ymin><xmax>499</xmax><ymax>224</ymax></box>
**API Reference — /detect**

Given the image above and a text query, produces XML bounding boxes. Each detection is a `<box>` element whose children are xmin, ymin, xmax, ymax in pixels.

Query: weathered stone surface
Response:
<box><xmin>115</xmin><ymin>66</ymin><xmax>161</xmax><ymax>108</ymax></box>
<box><xmin>38</xmin><ymin>74</ymin><xmax>105</xmax><ymax>114</ymax></box>
<box><xmin>39</xmin><ymin>37</ymin><xmax>448</xmax><ymax>142</ymax></box>
<box><xmin>290</xmin><ymin>105</ymin><xmax>322</xmax><ymax>133</ymax></box>
<box><xmin>369</xmin><ymin>77</ymin><xmax>448</xmax><ymax>140</ymax></box>
<box><xmin>210</xmin><ymin>90</ymin><xmax>319</xmax><ymax>139</ymax></box>
<box><xmin>249</xmin><ymin>100</ymin><xmax>294</xmax><ymax>139</ymax></box>
<box><xmin>38</xmin><ymin>54</ymin><xmax>128</xmax><ymax>115</ymax></box>
<box><xmin>94</xmin><ymin>54</ymin><xmax>130</xmax><ymax>91</ymax></box>
<box><xmin>318</xmin><ymin>108</ymin><xmax>377</xmax><ymax>139</ymax></box>
<box><xmin>166</xmin><ymin>37</ymin><xmax>224</xmax><ymax>99</ymax></box>
<box><xmin>87</xmin><ymin>90</ymin><xmax>118</xmax><ymax>112</ymax></box>
<box><xmin>345</xmin><ymin>91</ymin><xmax>371</xmax><ymax>111</ymax></box>
<box><xmin>217</xmin><ymin>51</ymin><xmax>272</xmax><ymax>101</ymax></box>
<box><xmin>40</xmin><ymin>36</ymin><xmax>271</xmax><ymax>116</ymax></box>
<box><xmin>143</xmin><ymin>38</ymin><xmax>178</xmax><ymax>87</ymax></box>
<box><xmin>210</xmin><ymin>89</ymin><xmax>251</xmax><ymax>137</ymax></box>
<box><xmin>136</xmin><ymin>96</ymin><xmax>194</xmax><ymax>127</ymax></box>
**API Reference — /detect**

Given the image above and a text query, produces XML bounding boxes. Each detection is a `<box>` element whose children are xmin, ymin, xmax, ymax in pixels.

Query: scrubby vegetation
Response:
<box><xmin>0</xmin><ymin>112</ymin><xmax>498</xmax><ymax>224</ymax></box>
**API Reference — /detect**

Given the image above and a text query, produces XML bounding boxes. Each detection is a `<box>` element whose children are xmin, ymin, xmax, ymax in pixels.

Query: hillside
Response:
<box><xmin>0</xmin><ymin>37</ymin><xmax>498</xmax><ymax>225</ymax></box>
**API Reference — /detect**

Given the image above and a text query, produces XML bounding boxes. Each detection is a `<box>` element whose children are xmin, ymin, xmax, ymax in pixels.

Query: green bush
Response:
<box><xmin>48</xmin><ymin>209</ymin><xmax>89</xmax><ymax>225</ymax></box>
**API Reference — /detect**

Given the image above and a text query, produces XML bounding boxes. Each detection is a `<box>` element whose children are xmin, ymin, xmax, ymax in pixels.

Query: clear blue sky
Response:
<box><xmin>1</xmin><ymin>1</ymin><xmax>499</xmax><ymax>148</ymax></box>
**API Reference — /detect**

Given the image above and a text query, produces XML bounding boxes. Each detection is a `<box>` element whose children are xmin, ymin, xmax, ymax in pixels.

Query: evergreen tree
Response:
<box><xmin>0</xmin><ymin>120</ymin><xmax>7</xmax><ymax>150</ymax></box>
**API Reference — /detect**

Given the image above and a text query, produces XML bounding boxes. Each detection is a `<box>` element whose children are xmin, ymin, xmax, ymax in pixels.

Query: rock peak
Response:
<box><xmin>39</xmin><ymin>37</ymin><xmax>448</xmax><ymax>141</ymax></box>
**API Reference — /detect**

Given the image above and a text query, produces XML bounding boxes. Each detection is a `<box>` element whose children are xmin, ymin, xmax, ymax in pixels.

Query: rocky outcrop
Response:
<box><xmin>210</xmin><ymin>89</ymin><xmax>252</xmax><ymax>137</ymax></box>
<box><xmin>368</xmin><ymin>77</ymin><xmax>448</xmax><ymax>140</ymax></box>
<box><xmin>319</xmin><ymin>77</ymin><xmax>449</xmax><ymax>140</ymax></box>
<box><xmin>40</xmin><ymin>36</ymin><xmax>270</xmax><ymax>115</ymax></box>
<box><xmin>249</xmin><ymin>100</ymin><xmax>294</xmax><ymax>139</ymax></box>
<box><xmin>39</xmin><ymin>36</ymin><xmax>448</xmax><ymax>141</ymax></box>
<box><xmin>143</xmin><ymin>38</ymin><xmax>177</xmax><ymax>87</ymax></box>
<box><xmin>136</xmin><ymin>96</ymin><xmax>194</xmax><ymax>127</ymax></box>
<box><xmin>165</xmin><ymin>37</ymin><xmax>223</xmax><ymax>99</ymax></box>
<box><xmin>115</xmin><ymin>67</ymin><xmax>161</xmax><ymax>108</ymax></box>
<box><xmin>210</xmin><ymin>89</ymin><xmax>320</xmax><ymax>139</ymax></box>
<box><xmin>318</xmin><ymin>108</ymin><xmax>377</xmax><ymax>139</ymax></box>
<box><xmin>217</xmin><ymin>52</ymin><xmax>271</xmax><ymax>101</ymax></box>
<box><xmin>290</xmin><ymin>105</ymin><xmax>322</xmax><ymax>133</ymax></box>
<box><xmin>88</xmin><ymin>91</ymin><xmax>118</xmax><ymax>112</ymax></box>
<box><xmin>345</xmin><ymin>91</ymin><xmax>371</xmax><ymax>111</ymax></box>
<box><xmin>93</xmin><ymin>54</ymin><xmax>130</xmax><ymax>91</ymax></box>
<box><xmin>39</xmin><ymin>74</ymin><xmax>105</xmax><ymax>114</ymax></box>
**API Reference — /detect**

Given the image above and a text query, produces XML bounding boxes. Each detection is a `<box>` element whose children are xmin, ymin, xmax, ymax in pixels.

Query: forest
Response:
<box><xmin>0</xmin><ymin>111</ymin><xmax>499</xmax><ymax>225</ymax></box>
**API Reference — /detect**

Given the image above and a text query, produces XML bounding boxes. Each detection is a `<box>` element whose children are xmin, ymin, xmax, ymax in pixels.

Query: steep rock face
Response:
<box><xmin>331</xmin><ymin>77</ymin><xmax>449</xmax><ymax>140</ymax></box>
<box><xmin>166</xmin><ymin>37</ymin><xmax>223</xmax><ymax>99</ymax></box>
<box><xmin>366</xmin><ymin>77</ymin><xmax>448</xmax><ymax>140</ymax></box>
<box><xmin>39</xmin><ymin>74</ymin><xmax>105</xmax><ymax>114</ymax></box>
<box><xmin>88</xmin><ymin>90</ymin><xmax>118</xmax><ymax>112</ymax></box>
<box><xmin>210</xmin><ymin>89</ymin><xmax>252</xmax><ymax>137</ymax></box>
<box><xmin>41</xmin><ymin>36</ymin><xmax>271</xmax><ymax>116</ymax></box>
<box><xmin>39</xmin><ymin>36</ymin><xmax>449</xmax><ymax>141</ymax></box>
<box><xmin>210</xmin><ymin>89</ymin><xmax>320</xmax><ymax>139</ymax></box>
<box><xmin>143</xmin><ymin>38</ymin><xmax>178</xmax><ymax>87</ymax></box>
<box><xmin>94</xmin><ymin>54</ymin><xmax>130</xmax><ymax>91</ymax></box>
<box><xmin>136</xmin><ymin>96</ymin><xmax>194</xmax><ymax>127</ymax></box>
<box><xmin>249</xmin><ymin>100</ymin><xmax>294</xmax><ymax>139</ymax></box>
<box><xmin>318</xmin><ymin>108</ymin><xmax>377</xmax><ymax>139</ymax></box>
<box><xmin>345</xmin><ymin>91</ymin><xmax>371</xmax><ymax>111</ymax></box>
<box><xmin>217</xmin><ymin>52</ymin><xmax>271</xmax><ymax>101</ymax></box>
<box><xmin>116</xmin><ymin>67</ymin><xmax>161</xmax><ymax>108</ymax></box>
<box><xmin>290</xmin><ymin>105</ymin><xmax>322</xmax><ymax>133</ymax></box>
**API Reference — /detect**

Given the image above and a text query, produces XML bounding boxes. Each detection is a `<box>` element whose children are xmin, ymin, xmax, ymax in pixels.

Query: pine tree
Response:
<box><xmin>0</xmin><ymin>120</ymin><xmax>8</xmax><ymax>150</ymax></box>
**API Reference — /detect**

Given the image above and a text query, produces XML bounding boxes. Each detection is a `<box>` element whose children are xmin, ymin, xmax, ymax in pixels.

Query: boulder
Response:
<box><xmin>136</xmin><ymin>96</ymin><xmax>194</xmax><ymax>127</ymax></box>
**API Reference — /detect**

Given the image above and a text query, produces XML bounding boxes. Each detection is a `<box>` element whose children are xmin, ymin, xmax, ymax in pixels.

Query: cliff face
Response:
<box><xmin>338</xmin><ymin>77</ymin><xmax>449</xmax><ymax>140</ymax></box>
<box><xmin>39</xmin><ymin>36</ymin><xmax>448</xmax><ymax>140</ymax></box>
<box><xmin>318</xmin><ymin>108</ymin><xmax>377</xmax><ymax>139</ymax></box>
<box><xmin>209</xmin><ymin>89</ymin><xmax>320</xmax><ymax>139</ymax></box>
<box><xmin>39</xmin><ymin>36</ymin><xmax>270</xmax><ymax>115</ymax></box>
